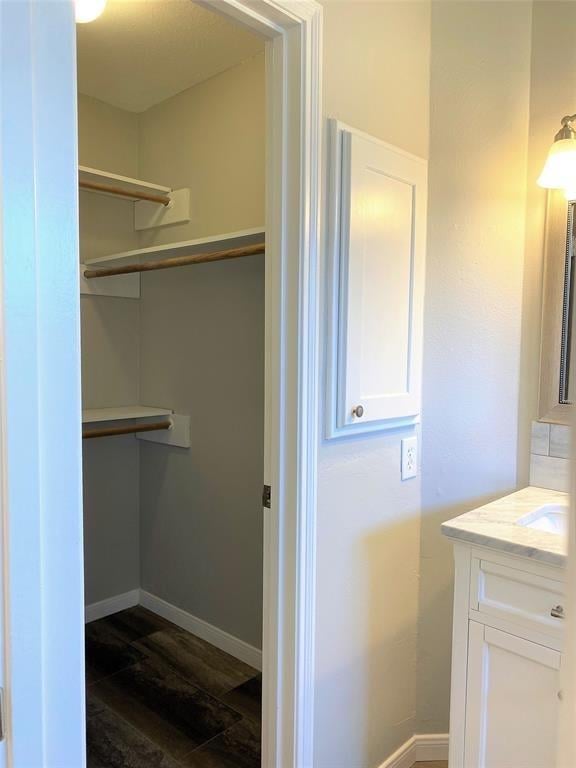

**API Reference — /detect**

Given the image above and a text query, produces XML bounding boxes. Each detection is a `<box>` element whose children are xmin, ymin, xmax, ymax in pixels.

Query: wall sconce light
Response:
<box><xmin>538</xmin><ymin>115</ymin><xmax>576</xmax><ymax>201</ymax></box>
<box><xmin>75</xmin><ymin>0</ymin><xmax>107</xmax><ymax>23</ymax></box>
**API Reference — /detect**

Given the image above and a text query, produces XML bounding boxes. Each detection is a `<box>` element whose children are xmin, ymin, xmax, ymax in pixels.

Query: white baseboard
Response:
<box><xmin>140</xmin><ymin>590</ymin><xmax>262</xmax><ymax>672</ymax></box>
<box><xmin>379</xmin><ymin>734</ymin><xmax>449</xmax><ymax>768</ymax></box>
<box><xmin>378</xmin><ymin>738</ymin><xmax>416</xmax><ymax>768</ymax></box>
<box><xmin>414</xmin><ymin>733</ymin><xmax>449</xmax><ymax>762</ymax></box>
<box><xmin>85</xmin><ymin>589</ymin><xmax>140</xmax><ymax>623</ymax></box>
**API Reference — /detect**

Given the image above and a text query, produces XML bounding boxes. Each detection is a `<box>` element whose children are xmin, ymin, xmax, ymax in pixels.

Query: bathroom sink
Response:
<box><xmin>518</xmin><ymin>503</ymin><xmax>569</xmax><ymax>535</ymax></box>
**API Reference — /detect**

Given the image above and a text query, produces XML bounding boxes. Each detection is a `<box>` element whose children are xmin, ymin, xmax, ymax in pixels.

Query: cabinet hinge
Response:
<box><xmin>262</xmin><ymin>485</ymin><xmax>271</xmax><ymax>509</ymax></box>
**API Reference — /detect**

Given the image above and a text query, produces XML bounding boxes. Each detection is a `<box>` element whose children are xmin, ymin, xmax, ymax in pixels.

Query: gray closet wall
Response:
<box><xmin>80</xmin><ymin>94</ymin><xmax>142</xmax><ymax>604</ymax></box>
<box><xmin>138</xmin><ymin>53</ymin><xmax>266</xmax><ymax>648</ymax></box>
<box><xmin>80</xmin><ymin>53</ymin><xmax>266</xmax><ymax>648</ymax></box>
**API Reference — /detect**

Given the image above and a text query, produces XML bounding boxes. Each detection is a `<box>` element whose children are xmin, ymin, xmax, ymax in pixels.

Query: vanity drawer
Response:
<box><xmin>470</xmin><ymin>558</ymin><xmax>565</xmax><ymax>636</ymax></box>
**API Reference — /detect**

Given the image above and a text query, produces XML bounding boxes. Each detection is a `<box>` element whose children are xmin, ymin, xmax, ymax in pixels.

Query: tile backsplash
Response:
<box><xmin>530</xmin><ymin>421</ymin><xmax>571</xmax><ymax>492</ymax></box>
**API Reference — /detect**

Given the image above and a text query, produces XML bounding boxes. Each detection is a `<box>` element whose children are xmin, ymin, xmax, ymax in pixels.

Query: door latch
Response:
<box><xmin>262</xmin><ymin>485</ymin><xmax>271</xmax><ymax>509</ymax></box>
<box><xmin>0</xmin><ymin>686</ymin><xmax>5</xmax><ymax>741</ymax></box>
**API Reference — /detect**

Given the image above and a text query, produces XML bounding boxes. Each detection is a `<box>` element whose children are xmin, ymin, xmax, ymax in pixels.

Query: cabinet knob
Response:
<box><xmin>551</xmin><ymin>605</ymin><xmax>565</xmax><ymax>619</ymax></box>
<box><xmin>352</xmin><ymin>405</ymin><xmax>364</xmax><ymax>418</ymax></box>
<box><xmin>558</xmin><ymin>690</ymin><xmax>564</xmax><ymax>701</ymax></box>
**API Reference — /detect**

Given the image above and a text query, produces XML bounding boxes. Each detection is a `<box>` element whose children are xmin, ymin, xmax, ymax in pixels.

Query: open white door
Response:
<box><xmin>0</xmin><ymin>0</ymin><xmax>86</xmax><ymax>764</ymax></box>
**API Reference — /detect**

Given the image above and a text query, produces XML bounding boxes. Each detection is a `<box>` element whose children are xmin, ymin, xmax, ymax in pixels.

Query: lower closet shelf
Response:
<box><xmin>82</xmin><ymin>407</ymin><xmax>190</xmax><ymax>448</ymax></box>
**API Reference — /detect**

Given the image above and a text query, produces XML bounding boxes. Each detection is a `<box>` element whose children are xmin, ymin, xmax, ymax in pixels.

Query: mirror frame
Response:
<box><xmin>539</xmin><ymin>190</ymin><xmax>574</xmax><ymax>423</ymax></box>
<box><xmin>559</xmin><ymin>201</ymin><xmax>575</xmax><ymax>403</ymax></box>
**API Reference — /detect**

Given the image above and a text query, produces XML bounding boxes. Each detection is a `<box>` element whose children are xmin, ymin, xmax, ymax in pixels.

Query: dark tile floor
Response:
<box><xmin>86</xmin><ymin>606</ymin><xmax>262</xmax><ymax>768</ymax></box>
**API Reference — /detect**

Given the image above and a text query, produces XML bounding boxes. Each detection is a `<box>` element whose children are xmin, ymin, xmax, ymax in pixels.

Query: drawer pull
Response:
<box><xmin>551</xmin><ymin>605</ymin><xmax>565</xmax><ymax>619</ymax></box>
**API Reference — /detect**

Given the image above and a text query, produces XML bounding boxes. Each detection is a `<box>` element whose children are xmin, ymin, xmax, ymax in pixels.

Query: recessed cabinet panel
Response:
<box><xmin>326</xmin><ymin>121</ymin><xmax>427</xmax><ymax>437</ymax></box>
<box><xmin>348</xmin><ymin>156</ymin><xmax>413</xmax><ymax>402</ymax></box>
<box><xmin>464</xmin><ymin>622</ymin><xmax>560</xmax><ymax>768</ymax></box>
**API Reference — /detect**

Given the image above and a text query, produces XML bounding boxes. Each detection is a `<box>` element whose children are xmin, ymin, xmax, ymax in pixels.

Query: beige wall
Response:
<box><xmin>79</xmin><ymin>94</ymin><xmax>142</xmax><ymax>604</ymax></box>
<box><xmin>78</xmin><ymin>94</ymin><xmax>139</xmax><ymax>178</ymax></box>
<box><xmin>419</xmin><ymin>0</ymin><xmax>533</xmax><ymax>735</ymax></box>
<box><xmin>314</xmin><ymin>3</ymin><xmax>431</xmax><ymax>766</ymax></box>
<box><xmin>322</xmin><ymin>0</ymin><xmax>430</xmax><ymax>160</ymax></box>
<box><xmin>519</xmin><ymin>1</ymin><xmax>576</xmax><ymax>462</ymax></box>
<box><xmin>417</xmin><ymin>1</ymin><xmax>576</xmax><ymax>738</ymax></box>
<box><xmin>316</xmin><ymin>0</ymin><xmax>565</xmax><ymax>760</ymax></box>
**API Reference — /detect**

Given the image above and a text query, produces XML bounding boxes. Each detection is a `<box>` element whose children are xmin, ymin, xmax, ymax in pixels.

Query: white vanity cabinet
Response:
<box><xmin>448</xmin><ymin>543</ymin><xmax>564</xmax><ymax>768</ymax></box>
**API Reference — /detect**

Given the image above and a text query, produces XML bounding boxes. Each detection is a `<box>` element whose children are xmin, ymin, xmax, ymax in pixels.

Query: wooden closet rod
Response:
<box><xmin>83</xmin><ymin>243</ymin><xmax>266</xmax><ymax>279</ymax></box>
<box><xmin>79</xmin><ymin>180</ymin><xmax>172</xmax><ymax>207</ymax></box>
<box><xmin>82</xmin><ymin>421</ymin><xmax>171</xmax><ymax>440</ymax></box>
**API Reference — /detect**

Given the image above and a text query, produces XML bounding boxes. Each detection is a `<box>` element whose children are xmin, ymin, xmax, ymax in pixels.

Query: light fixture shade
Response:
<box><xmin>75</xmin><ymin>0</ymin><xmax>107</xmax><ymax>23</ymax></box>
<box><xmin>538</xmin><ymin>138</ymin><xmax>576</xmax><ymax>200</ymax></box>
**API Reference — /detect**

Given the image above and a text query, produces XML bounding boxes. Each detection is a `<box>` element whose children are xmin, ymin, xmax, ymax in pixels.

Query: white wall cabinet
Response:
<box><xmin>326</xmin><ymin>121</ymin><xmax>427</xmax><ymax>438</ymax></box>
<box><xmin>448</xmin><ymin>544</ymin><xmax>564</xmax><ymax>768</ymax></box>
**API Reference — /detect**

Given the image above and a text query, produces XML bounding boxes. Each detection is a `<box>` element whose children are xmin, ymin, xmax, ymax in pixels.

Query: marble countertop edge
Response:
<box><xmin>441</xmin><ymin>486</ymin><xmax>569</xmax><ymax>566</ymax></box>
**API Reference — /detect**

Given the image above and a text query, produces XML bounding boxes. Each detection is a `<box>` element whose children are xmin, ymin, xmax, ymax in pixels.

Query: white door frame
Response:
<box><xmin>203</xmin><ymin>2</ymin><xmax>322</xmax><ymax>765</ymax></box>
<box><xmin>0</xmin><ymin>0</ymin><xmax>322</xmax><ymax>766</ymax></box>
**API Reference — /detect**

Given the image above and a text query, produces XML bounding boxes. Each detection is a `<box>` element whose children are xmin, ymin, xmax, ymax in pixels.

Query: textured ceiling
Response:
<box><xmin>77</xmin><ymin>0</ymin><xmax>264</xmax><ymax>113</ymax></box>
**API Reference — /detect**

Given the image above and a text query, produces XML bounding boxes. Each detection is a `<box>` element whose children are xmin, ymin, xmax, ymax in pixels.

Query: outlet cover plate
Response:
<box><xmin>401</xmin><ymin>436</ymin><xmax>418</xmax><ymax>480</ymax></box>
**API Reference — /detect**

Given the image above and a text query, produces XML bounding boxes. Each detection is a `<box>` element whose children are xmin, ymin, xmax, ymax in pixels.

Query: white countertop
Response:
<box><xmin>441</xmin><ymin>486</ymin><xmax>569</xmax><ymax>567</ymax></box>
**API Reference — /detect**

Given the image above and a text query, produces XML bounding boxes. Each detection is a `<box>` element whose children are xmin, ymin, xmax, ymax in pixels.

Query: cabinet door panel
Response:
<box><xmin>326</xmin><ymin>122</ymin><xmax>427</xmax><ymax>437</ymax></box>
<box><xmin>345</xmin><ymin>144</ymin><xmax>414</xmax><ymax>413</ymax></box>
<box><xmin>464</xmin><ymin>622</ymin><xmax>560</xmax><ymax>768</ymax></box>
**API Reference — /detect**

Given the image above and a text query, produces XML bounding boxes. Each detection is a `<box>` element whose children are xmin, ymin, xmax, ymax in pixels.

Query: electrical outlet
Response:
<box><xmin>401</xmin><ymin>436</ymin><xmax>418</xmax><ymax>480</ymax></box>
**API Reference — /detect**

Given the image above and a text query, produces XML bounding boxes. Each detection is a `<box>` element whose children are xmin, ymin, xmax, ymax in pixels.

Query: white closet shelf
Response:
<box><xmin>79</xmin><ymin>166</ymin><xmax>172</xmax><ymax>202</ymax></box>
<box><xmin>82</xmin><ymin>406</ymin><xmax>173</xmax><ymax>424</ymax></box>
<box><xmin>82</xmin><ymin>407</ymin><xmax>190</xmax><ymax>448</ymax></box>
<box><xmin>83</xmin><ymin>227</ymin><xmax>266</xmax><ymax>269</ymax></box>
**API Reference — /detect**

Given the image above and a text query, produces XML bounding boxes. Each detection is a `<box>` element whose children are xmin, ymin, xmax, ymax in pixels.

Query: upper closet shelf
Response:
<box><xmin>79</xmin><ymin>166</ymin><xmax>172</xmax><ymax>205</ymax></box>
<box><xmin>83</xmin><ymin>227</ymin><xmax>266</xmax><ymax>271</ymax></box>
<box><xmin>79</xmin><ymin>166</ymin><xmax>191</xmax><ymax>231</ymax></box>
<box><xmin>82</xmin><ymin>406</ymin><xmax>173</xmax><ymax>424</ymax></box>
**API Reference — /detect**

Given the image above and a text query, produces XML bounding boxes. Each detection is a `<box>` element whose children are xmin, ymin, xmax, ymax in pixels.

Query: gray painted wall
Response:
<box><xmin>80</xmin><ymin>95</ymin><xmax>142</xmax><ymax>605</ymax></box>
<box><xmin>138</xmin><ymin>256</ymin><xmax>264</xmax><ymax>646</ymax></box>
<box><xmin>137</xmin><ymin>53</ymin><xmax>266</xmax><ymax>648</ymax></box>
<box><xmin>80</xmin><ymin>56</ymin><xmax>266</xmax><ymax>648</ymax></box>
<box><xmin>137</xmin><ymin>54</ymin><xmax>265</xmax><ymax>246</ymax></box>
